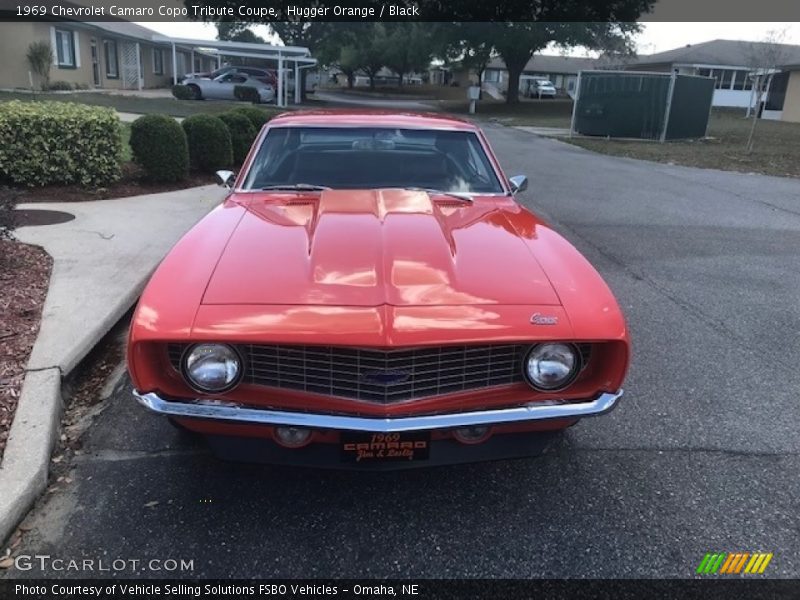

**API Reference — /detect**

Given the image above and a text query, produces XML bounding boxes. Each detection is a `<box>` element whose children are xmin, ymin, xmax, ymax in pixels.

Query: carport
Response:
<box><xmin>151</xmin><ymin>36</ymin><xmax>317</xmax><ymax>107</ymax></box>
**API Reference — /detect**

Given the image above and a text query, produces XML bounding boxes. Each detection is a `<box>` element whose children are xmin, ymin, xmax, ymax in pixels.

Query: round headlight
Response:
<box><xmin>523</xmin><ymin>343</ymin><xmax>581</xmax><ymax>391</ymax></box>
<box><xmin>182</xmin><ymin>344</ymin><xmax>242</xmax><ymax>393</ymax></box>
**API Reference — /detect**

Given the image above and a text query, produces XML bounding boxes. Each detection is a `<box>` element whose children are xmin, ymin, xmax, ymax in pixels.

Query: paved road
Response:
<box><xmin>314</xmin><ymin>90</ymin><xmax>439</xmax><ymax>111</ymax></box>
<box><xmin>5</xmin><ymin>126</ymin><xmax>800</xmax><ymax>579</ymax></box>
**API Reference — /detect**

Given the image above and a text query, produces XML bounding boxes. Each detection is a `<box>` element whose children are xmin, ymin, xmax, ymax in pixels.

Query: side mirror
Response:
<box><xmin>215</xmin><ymin>170</ymin><xmax>235</xmax><ymax>189</ymax></box>
<box><xmin>509</xmin><ymin>175</ymin><xmax>528</xmax><ymax>194</ymax></box>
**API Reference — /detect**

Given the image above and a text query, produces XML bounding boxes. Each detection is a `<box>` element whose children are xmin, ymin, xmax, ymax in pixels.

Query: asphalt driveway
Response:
<box><xmin>5</xmin><ymin>125</ymin><xmax>800</xmax><ymax>579</ymax></box>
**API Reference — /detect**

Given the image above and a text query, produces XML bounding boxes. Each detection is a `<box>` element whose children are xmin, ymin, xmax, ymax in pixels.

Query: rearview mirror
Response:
<box><xmin>215</xmin><ymin>170</ymin><xmax>235</xmax><ymax>189</ymax></box>
<box><xmin>509</xmin><ymin>175</ymin><xmax>528</xmax><ymax>194</ymax></box>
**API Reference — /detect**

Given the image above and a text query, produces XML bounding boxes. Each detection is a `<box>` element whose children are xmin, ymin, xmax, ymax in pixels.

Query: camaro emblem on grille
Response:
<box><xmin>360</xmin><ymin>370</ymin><xmax>411</xmax><ymax>386</ymax></box>
<box><xmin>530</xmin><ymin>313</ymin><xmax>558</xmax><ymax>325</ymax></box>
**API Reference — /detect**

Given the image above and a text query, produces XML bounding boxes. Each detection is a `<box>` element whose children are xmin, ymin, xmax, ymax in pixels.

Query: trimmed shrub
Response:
<box><xmin>47</xmin><ymin>81</ymin><xmax>73</xmax><ymax>91</ymax></box>
<box><xmin>0</xmin><ymin>101</ymin><xmax>122</xmax><ymax>187</ymax></box>
<box><xmin>0</xmin><ymin>190</ymin><xmax>16</xmax><ymax>241</ymax></box>
<box><xmin>181</xmin><ymin>114</ymin><xmax>232</xmax><ymax>173</ymax></box>
<box><xmin>231</xmin><ymin>106</ymin><xmax>273</xmax><ymax>131</ymax></box>
<box><xmin>74</xmin><ymin>82</ymin><xmax>90</xmax><ymax>90</ymax></box>
<box><xmin>129</xmin><ymin>114</ymin><xmax>189</xmax><ymax>183</ymax></box>
<box><xmin>233</xmin><ymin>85</ymin><xmax>260</xmax><ymax>104</ymax></box>
<box><xmin>171</xmin><ymin>84</ymin><xmax>193</xmax><ymax>100</ymax></box>
<box><xmin>218</xmin><ymin>112</ymin><xmax>256</xmax><ymax>165</ymax></box>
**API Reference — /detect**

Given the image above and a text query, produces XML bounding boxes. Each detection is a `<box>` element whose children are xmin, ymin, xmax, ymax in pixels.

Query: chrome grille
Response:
<box><xmin>168</xmin><ymin>343</ymin><xmax>529</xmax><ymax>404</ymax></box>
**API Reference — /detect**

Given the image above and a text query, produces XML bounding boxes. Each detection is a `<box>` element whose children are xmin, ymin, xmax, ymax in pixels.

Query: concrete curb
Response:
<box><xmin>0</xmin><ymin>185</ymin><xmax>224</xmax><ymax>545</ymax></box>
<box><xmin>0</xmin><ymin>369</ymin><xmax>62</xmax><ymax>542</ymax></box>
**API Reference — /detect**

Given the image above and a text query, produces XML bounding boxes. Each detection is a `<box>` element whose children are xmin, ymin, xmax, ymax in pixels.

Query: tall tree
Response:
<box><xmin>493</xmin><ymin>22</ymin><xmax>641</xmax><ymax>103</ymax></box>
<box><xmin>357</xmin><ymin>24</ymin><xmax>389</xmax><ymax>90</ymax></box>
<box><xmin>382</xmin><ymin>23</ymin><xmax>435</xmax><ymax>86</ymax></box>
<box><xmin>436</xmin><ymin>23</ymin><xmax>494</xmax><ymax>85</ymax></box>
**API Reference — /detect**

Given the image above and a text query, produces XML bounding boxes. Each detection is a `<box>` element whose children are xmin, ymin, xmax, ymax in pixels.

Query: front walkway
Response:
<box><xmin>14</xmin><ymin>185</ymin><xmax>225</xmax><ymax>374</ymax></box>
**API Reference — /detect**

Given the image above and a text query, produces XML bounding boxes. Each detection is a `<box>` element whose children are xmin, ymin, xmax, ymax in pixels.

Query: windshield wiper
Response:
<box><xmin>260</xmin><ymin>183</ymin><xmax>331</xmax><ymax>191</ymax></box>
<box><xmin>402</xmin><ymin>187</ymin><xmax>473</xmax><ymax>202</ymax></box>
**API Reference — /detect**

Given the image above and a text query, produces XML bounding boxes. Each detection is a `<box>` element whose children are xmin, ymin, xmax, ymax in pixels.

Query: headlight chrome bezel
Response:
<box><xmin>180</xmin><ymin>343</ymin><xmax>244</xmax><ymax>394</ymax></box>
<box><xmin>522</xmin><ymin>342</ymin><xmax>583</xmax><ymax>392</ymax></box>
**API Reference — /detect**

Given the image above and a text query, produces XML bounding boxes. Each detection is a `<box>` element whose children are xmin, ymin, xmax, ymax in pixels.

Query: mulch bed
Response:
<box><xmin>0</xmin><ymin>240</ymin><xmax>52</xmax><ymax>461</ymax></box>
<box><xmin>4</xmin><ymin>164</ymin><xmax>215</xmax><ymax>204</ymax></box>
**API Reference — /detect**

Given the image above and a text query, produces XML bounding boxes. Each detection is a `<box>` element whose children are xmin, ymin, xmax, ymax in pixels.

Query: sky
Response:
<box><xmin>138</xmin><ymin>22</ymin><xmax>800</xmax><ymax>56</ymax></box>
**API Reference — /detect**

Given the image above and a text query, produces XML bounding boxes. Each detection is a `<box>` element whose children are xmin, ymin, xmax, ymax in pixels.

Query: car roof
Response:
<box><xmin>268</xmin><ymin>110</ymin><xmax>480</xmax><ymax>131</ymax></box>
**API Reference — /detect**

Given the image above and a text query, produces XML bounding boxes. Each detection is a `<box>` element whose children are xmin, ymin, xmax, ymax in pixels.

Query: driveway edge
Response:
<box><xmin>0</xmin><ymin>184</ymin><xmax>224</xmax><ymax>545</ymax></box>
<box><xmin>0</xmin><ymin>368</ymin><xmax>62</xmax><ymax>544</ymax></box>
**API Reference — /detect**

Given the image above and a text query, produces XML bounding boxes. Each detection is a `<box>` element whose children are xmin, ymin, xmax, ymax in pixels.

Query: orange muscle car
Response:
<box><xmin>128</xmin><ymin>111</ymin><xmax>629</xmax><ymax>468</ymax></box>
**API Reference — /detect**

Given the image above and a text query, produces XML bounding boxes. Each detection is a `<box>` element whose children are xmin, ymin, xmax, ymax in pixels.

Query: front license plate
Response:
<box><xmin>340</xmin><ymin>431</ymin><xmax>430</xmax><ymax>463</ymax></box>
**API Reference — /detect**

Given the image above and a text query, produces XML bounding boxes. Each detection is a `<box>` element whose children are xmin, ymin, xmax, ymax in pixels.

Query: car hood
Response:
<box><xmin>201</xmin><ymin>189</ymin><xmax>561</xmax><ymax>307</ymax></box>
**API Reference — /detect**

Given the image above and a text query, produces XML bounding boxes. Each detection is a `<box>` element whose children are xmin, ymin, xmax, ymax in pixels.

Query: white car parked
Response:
<box><xmin>524</xmin><ymin>78</ymin><xmax>558</xmax><ymax>99</ymax></box>
<box><xmin>183</xmin><ymin>72</ymin><xmax>276</xmax><ymax>104</ymax></box>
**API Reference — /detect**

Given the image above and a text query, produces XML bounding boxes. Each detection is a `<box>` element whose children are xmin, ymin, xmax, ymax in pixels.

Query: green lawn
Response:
<box><xmin>564</xmin><ymin>108</ymin><xmax>800</xmax><ymax>179</ymax></box>
<box><xmin>442</xmin><ymin>98</ymin><xmax>574</xmax><ymax>128</ymax></box>
<box><xmin>0</xmin><ymin>91</ymin><xmax>281</xmax><ymax>119</ymax></box>
<box><xmin>320</xmin><ymin>84</ymin><xmax>470</xmax><ymax>102</ymax></box>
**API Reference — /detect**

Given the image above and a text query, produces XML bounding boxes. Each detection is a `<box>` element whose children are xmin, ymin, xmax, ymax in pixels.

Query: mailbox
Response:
<box><xmin>467</xmin><ymin>85</ymin><xmax>481</xmax><ymax>100</ymax></box>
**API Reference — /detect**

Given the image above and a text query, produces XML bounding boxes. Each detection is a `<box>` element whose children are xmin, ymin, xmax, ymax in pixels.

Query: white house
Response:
<box><xmin>625</xmin><ymin>39</ymin><xmax>800</xmax><ymax>109</ymax></box>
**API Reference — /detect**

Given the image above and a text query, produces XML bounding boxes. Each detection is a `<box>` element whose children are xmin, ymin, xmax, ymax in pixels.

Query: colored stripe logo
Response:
<box><xmin>696</xmin><ymin>552</ymin><xmax>773</xmax><ymax>574</ymax></box>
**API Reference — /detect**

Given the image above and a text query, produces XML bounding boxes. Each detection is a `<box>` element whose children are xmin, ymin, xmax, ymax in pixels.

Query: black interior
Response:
<box><xmin>264</xmin><ymin>150</ymin><xmax>456</xmax><ymax>189</ymax></box>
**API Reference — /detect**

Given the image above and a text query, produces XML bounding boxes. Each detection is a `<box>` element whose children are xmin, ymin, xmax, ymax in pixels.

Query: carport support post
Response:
<box><xmin>190</xmin><ymin>49</ymin><xmax>195</xmax><ymax>74</ymax></box>
<box><xmin>660</xmin><ymin>71</ymin><xmax>677</xmax><ymax>143</ymax></box>
<box><xmin>277</xmin><ymin>54</ymin><xmax>284</xmax><ymax>108</ymax></box>
<box><xmin>171</xmin><ymin>43</ymin><xmax>177</xmax><ymax>85</ymax></box>
<box><xmin>135</xmin><ymin>42</ymin><xmax>142</xmax><ymax>90</ymax></box>
<box><xmin>294</xmin><ymin>61</ymin><xmax>301</xmax><ymax>104</ymax></box>
<box><xmin>569</xmin><ymin>71</ymin><xmax>582</xmax><ymax>138</ymax></box>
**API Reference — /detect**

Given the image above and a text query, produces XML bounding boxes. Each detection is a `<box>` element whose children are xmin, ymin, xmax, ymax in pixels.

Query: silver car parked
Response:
<box><xmin>184</xmin><ymin>72</ymin><xmax>276</xmax><ymax>104</ymax></box>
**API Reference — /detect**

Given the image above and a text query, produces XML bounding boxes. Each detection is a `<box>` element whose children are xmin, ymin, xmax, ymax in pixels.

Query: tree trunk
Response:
<box><xmin>506</xmin><ymin>66</ymin><xmax>522</xmax><ymax>104</ymax></box>
<box><xmin>499</xmin><ymin>49</ymin><xmax>534</xmax><ymax>105</ymax></box>
<box><xmin>347</xmin><ymin>72</ymin><xmax>355</xmax><ymax>89</ymax></box>
<box><xmin>369</xmin><ymin>74</ymin><xmax>376</xmax><ymax>90</ymax></box>
<box><xmin>747</xmin><ymin>75</ymin><xmax>763</xmax><ymax>153</ymax></box>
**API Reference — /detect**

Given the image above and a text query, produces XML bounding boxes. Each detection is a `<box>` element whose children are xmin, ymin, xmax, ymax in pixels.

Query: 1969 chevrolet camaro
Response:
<box><xmin>128</xmin><ymin>110</ymin><xmax>629</xmax><ymax>468</ymax></box>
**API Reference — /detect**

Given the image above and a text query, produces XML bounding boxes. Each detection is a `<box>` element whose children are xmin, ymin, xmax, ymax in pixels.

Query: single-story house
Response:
<box><xmin>0</xmin><ymin>20</ymin><xmax>217</xmax><ymax>91</ymax></box>
<box><xmin>482</xmin><ymin>55</ymin><xmax>599</xmax><ymax>97</ymax></box>
<box><xmin>428</xmin><ymin>62</ymin><xmax>480</xmax><ymax>87</ymax></box>
<box><xmin>624</xmin><ymin>39</ymin><xmax>800</xmax><ymax>109</ymax></box>
<box><xmin>761</xmin><ymin>63</ymin><xmax>800</xmax><ymax>123</ymax></box>
<box><xmin>327</xmin><ymin>66</ymin><xmax>425</xmax><ymax>87</ymax></box>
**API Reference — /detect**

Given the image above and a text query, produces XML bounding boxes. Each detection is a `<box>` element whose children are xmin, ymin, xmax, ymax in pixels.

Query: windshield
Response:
<box><xmin>241</xmin><ymin>127</ymin><xmax>505</xmax><ymax>193</ymax></box>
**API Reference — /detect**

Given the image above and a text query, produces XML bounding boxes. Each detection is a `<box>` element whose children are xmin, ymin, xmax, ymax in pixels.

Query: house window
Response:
<box><xmin>719</xmin><ymin>69</ymin><xmax>734</xmax><ymax>90</ymax></box>
<box><xmin>152</xmin><ymin>48</ymin><xmax>164</xmax><ymax>75</ymax></box>
<box><xmin>55</xmin><ymin>29</ymin><xmax>76</xmax><ymax>67</ymax></box>
<box><xmin>104</xmin><ymin>40</ymin><xmax>118</xmax><ymax>78</ymax></box>
<box><xmin>732</xmin><ymin>70</ymin><xmax>750</xmax><ymax>91</ymax></box>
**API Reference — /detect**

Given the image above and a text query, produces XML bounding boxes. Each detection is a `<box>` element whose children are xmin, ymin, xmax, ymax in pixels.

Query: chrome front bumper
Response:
<box><xmin>133</xmin><ymin>389</ymin><xmax>623</xmax><ymax>433</ymax></box>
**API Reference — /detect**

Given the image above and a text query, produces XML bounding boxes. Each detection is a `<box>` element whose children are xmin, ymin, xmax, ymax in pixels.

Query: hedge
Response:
<box><xmin>218</xmin><ymin>112</ymin><xmax>256</xmax><ymax>165</ymax></box>
<box><xmin>181</xmin><ymin>114</ymin><xmax>233</xmax><ymax>173</ymax></box>
<box><xmin>171</xmin><ymin>84</ymin><xmax>193</xmax><ymax>100</ymax></box>
<box><xmin>129</xmin><ymin>114</ymin><xmax>189</xmax><ymax>183</ymax></box>
<box><xmin>0</xmin><ymin>101</ymin><xmax>121</xmax><ymax>187</ymax></box>
<box><xmin>231</xmin><ymin>107</ymin><xmax>272</xmax><ymax>131</ymax></box>
<box><xmin>47</xmin><ymin>81</ymin><xmax>73</xmax><ymax>91</ymax></box>
<box><xmin>233</xmin><ymin>85</ymin><xmax>260</xmax><ymax>104</ymax></box>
